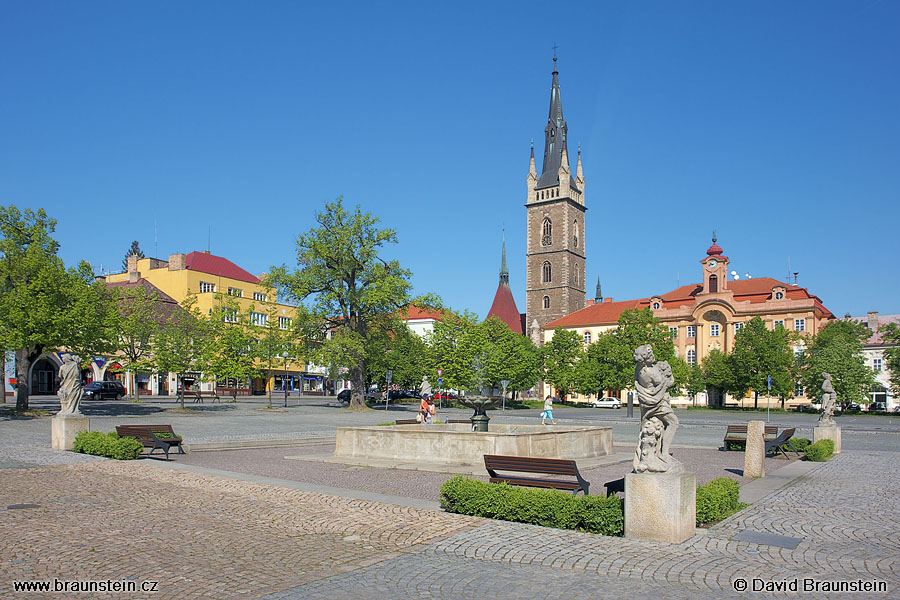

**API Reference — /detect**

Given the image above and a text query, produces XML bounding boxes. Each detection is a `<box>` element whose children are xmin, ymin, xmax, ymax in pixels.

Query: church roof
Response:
<box><xmin>184</xmin><ymin>251</ymin><xmax>260</xmax><ymax>284</ymax></box>
<box><xmin>545</xmin><ymin>277</ymin><xmax>834</xmax><ymax>329</ymax></box>
<box><xmin>487</xmin><ymin>282</ymin><xmax>523</xmax><ymax>334</ymax></box>
<box><xmin>536</xmin><ymin>57</ymin><xmax>579</xmax><ymax>192</ymax></box>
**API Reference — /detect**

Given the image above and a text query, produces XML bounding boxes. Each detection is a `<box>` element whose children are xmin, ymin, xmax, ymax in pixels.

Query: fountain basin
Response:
<box><xmin>334</xmin><ymin>424</ymin><xmax>613</xmax><ymax>466</ymax></box>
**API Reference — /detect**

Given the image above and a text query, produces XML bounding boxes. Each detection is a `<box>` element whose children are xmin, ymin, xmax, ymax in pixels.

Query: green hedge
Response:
<box><xmin>803</xmin><ymin>439</ymin><xmax>834</xmax><ymax>462</ymax></box>
<box><xmin>72</xmin><ymin>431</ymin><xmax>143</xmax><ymax>460</ymax></box>
<box><xmin>696</xmin><ymin>477</ymin><xmax>746</xmax><ymax>526</ymax></box>
<box><xmin>440</xmin><ymin>476</ymin><xmax>624</xmax><ymax>536</ymax></box>
<box><xmin>791</xmin><ymin>437</ymin><xmax>811</xmax><ymax>452</ymax></box>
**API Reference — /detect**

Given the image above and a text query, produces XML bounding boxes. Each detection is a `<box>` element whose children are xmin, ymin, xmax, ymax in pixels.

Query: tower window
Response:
<box><xmin>709</xmin><ymin>274</ymin><xmax>718</xmax><ymax>293</ymax></box>
<box><xmin>542</xmin><ymin>218</ymin><xmax>552</xmax><ymax>246</ymax></box>
<box><xmin>542</xmin><ymin>261</ymin><xmax>552</xmax><ymax>283</ymax></box>
<box><xmin>573</xmin><ymin>220</ymin><xmax>579</xmax><ymax>248</ymax></box>
<box><xmin>543</xmin><ymin>296</ymin><xmax>550</xmax><ymax>309</ymax></box>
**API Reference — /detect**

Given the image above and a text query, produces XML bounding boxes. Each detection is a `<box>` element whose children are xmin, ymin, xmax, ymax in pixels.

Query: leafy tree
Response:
<box><xmin>424</xmin><ymin>311</ymin><xmax>481</xmax><ymax>392</ymax></box>
<box><xmin>686</xmin><ymin>363</ymin><xmax>706</xmax><ymax>405</ymax></box>
<box><xmin>542</xmin><ymin>327</ymin><xmax>583</xmax><ymax>400</ymax></box>
<box><xmin>702</xmin><ymin>349</ymin><xmax>735</xmax><ymax>405</ymax></box>
<box><xmin>255</xmin><ymin>302</ymin><xmax>293</xmax><ymax>408</ymax></box>
<box><xmin>574</xmin><ymin>332</ymin><xmax>619</xmax><ymax>398</ymax></box>
<box><xmin>880</xmin><ymin>323</ymin><xmax>900</xmax><ymax>396</ymax></box>
<box><xmin>122</xmin><ymin>240</ymin><xmax>145</xmax><ymax>271</ymax></box>
<box><xmin>269</xmin><ymin>198</ymin><xmax>429</xmax><ymax>409</ymax></box>
<box><xmin>112</xmin><ymin>283</ymin><xmax>168</xmax><ymax>399</ymax></box>
<box><xmin>152</xmin><ymin>296</ymin><xmax>209</xmax><ymax>409</ymax></box>
<box><xmin>799</xmin><ymin>319</ymin><xmax>875</xmax><ymax>405</ymax></box>
<box><xmin>478</xmin><ymin>317</ymin><xmax>541</xmax><ymax>395</ymax></box>
<box><xmin>603</xmin><ymin>308</ymin><xmax>680</xmax><ymax>392</ymax></box>
<box><xmin>366</xmin><ymin>321</ymin><xmax>428</xmax><ymax>392</ymax></box>
<box><xmin>203</xmin><ymin>297</ymin><xmax>260</xmax><ymax>402</ymax></box>
<box><xmin>730</xmin><ymin>317</ymin><xmax>795</xmax><ymax>408</ymax></box>
<box><xmin>0</xmin><ymin>206</ymin><xmax>116</xmax><ymax>410</ymax></box>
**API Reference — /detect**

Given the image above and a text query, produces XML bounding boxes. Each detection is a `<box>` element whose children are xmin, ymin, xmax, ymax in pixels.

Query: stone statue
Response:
<box><xmin>818</xmin><ymin>372</ymin><xmax>837</xmax><ymax>426</ymax></box>
<box><xmin>419</xmin><ymin>375</ymin><xmax>432</xmax><ymax>398</ymax></box>
<box><xmin>633</xmin><ymin>345</ymin><xmax>683</xmax><ymax>474</ymax></box>
<box><xmin>57</xmin><ymin>354</ymin><xmax>83</xmax><ymax>415</ymax></box>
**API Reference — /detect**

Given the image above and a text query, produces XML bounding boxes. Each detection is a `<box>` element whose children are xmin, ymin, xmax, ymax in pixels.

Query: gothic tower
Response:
<box><xmin>525</xmin><ymin>55</ymin><xmax>586</xmax><ymax>343</ymax></box>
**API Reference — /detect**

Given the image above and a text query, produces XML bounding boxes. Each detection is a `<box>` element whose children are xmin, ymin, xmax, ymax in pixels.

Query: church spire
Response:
<box><xmin>595</xmin><ymin>278</ymin><xmax>602</xmax><ymax>303</ymax></box>
<box><xmin>499</xmin><ymin>233</ymin><xmax>509</xmax><ymax>284</ymax></box>
<box><xmin>537</xmin><ymin>53</ymin><xmax>577</xmax><ymax>191</ymax></box>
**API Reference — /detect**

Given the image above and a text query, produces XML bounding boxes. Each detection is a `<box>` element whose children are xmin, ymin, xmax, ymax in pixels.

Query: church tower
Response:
<box><xmin>525</xmin><ymin>55</ymin><xmax>586</xmax><ymax>342</ymax></box>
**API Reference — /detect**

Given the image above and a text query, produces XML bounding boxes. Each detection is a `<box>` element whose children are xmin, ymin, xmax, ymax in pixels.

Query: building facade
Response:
<box><xmin>849</xmin><ymin>310</ymin><xmax>898</xmax><ymax>410</ymax></box>
<box><xmin>544</xmin><ymin>237</ymin><xmax>835</xmax><ymax>405</ymax></box>
<box><xmin>525</xmin><ymin>56</ymin><xmax>586</xmax><ymax>344</ymax></box>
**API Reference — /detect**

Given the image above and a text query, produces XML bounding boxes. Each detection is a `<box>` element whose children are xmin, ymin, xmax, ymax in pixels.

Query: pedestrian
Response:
<box><xmin>541</xmin><ymin>394</ymin><xmax>557</xmax><ymax>425</ymax></box>
<box><xmin>418</xmin><ymin>394</ymin><xmax>430</xmax><ymax>423</ymax></box>
<box><xmin>426</xmin><ymin>397</ymin><xmax>436</xmax><ymax>424</ymax></box>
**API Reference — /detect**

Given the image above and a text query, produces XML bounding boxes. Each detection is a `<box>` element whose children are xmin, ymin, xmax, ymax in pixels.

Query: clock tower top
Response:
<box><xmin>700</xmin><ymin>234</ymin><xmax>729</xmax><ymax>294</ymax></box>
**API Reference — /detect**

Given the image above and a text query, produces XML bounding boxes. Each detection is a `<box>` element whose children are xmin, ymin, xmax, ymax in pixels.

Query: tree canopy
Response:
<box><xmin>799</xmin><ymin>319</ymin><xmax>875</xmax><ymax>404</ymax></box>
<box><xmin>730</xmin><ymin>317</ymin><xmax>795</xmax><ymax>407</ymax></box>
<box><xmin>880</xmin><ymin>323</ymin><xmax>900</xmax><ymax>396</ymax></box>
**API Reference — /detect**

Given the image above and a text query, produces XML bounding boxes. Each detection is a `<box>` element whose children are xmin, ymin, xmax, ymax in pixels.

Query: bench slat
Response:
<box><xmin>483</xmin><ymin>454</ymin><xmax>589</xmax><ymax>495</ymax></box>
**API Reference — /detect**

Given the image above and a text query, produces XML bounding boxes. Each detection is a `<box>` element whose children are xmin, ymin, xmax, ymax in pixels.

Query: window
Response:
<box><xmin>223</xmin><ymin>308</ymin><xmax>238</xmax><ymax>323</ymax></box>
<box><xmin>543</xmin><ymin>296</ymin><xmax>550</xmax><ymax>309</ymax></box>
<box><xmin>710</xmin><ymin>323</ymin><xmax>720</xmax><ymax>337</ymax></box>
<box><xmin>278</xmin><ymin>316</ymin><xmax>291</xmax><ymax>330</ymax></box>
<box><xmin>687</xmin><ymin>325</ymin><xmax>696</xmax><ymax>338</ymax></box>
<box><xmin>573</xmin><ymin>267</ymin><xmax>579</xmax><ymax>286</ymax></box>
<box><xmin>542</xmin><ymin>261</ymin><xmax>552</xmax><ymax>283</ymax></box>
<box><xmin>669</xmin><ymin>327</ymin><xmax>678</xmax><ymax>338</ymax></box>
<box><xmin>709</xmin><ymin>274</ymin><xmax>718</xmax><ymax>293</ymax></box>
<box><xmin>775</xmin><ymin>292</ymin><xmax>784</xmax><ymax>300</ymax></box>
<box><xmin>795</xmin><ymin>383</ymin><xmax>805</xmax><ymax>397</ymax></box>
<box><xmin>542</xmin><ymin>218</ymin><xmax>552</xmax><ymax>246</ymax></box>
<box><xmin>794</xmin><ymin>318</ymin><xmax>805</xmax><ymax>332</ymax></box>
<box><xmin>199</xmin><ymin>281</ymin><xmax>216</xmax><ymax>293</ymax></box>
<box><xmin>874</xmin><ymin>358</ymin><xmax>882</xmax><ymax>373</ymax></box>
<box><xmin>794</xmin><ymin>345</ymin><xmax>805</xmax><ymax>359</ymax></box>
<box><xmin>687</xmin><ymin>349</ymin><xmax>696</xmax><ymax>365</ymax></box>
<box><xmin>583</xmin><ymin>331</ymin><xmax>591</xmax><ymax>345</ymax></box>
<box><xmin>652</xmin><ymin>302</ymin><xmax>661</xmax><ymax>310</ymax></box>
<box><xmin>774</xmin><ymin>320</ymin><xmax>784</xmax><ymax>329</ymax></box>
<box><xmin>227</xmin><ymin>287</ymin><xmax>243</xmax><ymax>297</ymax></box>
<box><xmin>253</xmin><ymin>292</ymin><xmax>267</xmax><ymax>302</ymax></box>
<box><xmin>734</xmin><ymin>323</ymin><xmax>744</xmax><ymax>334</ymax></box>
<box><xmin>250</xmin><ymin>312</ymin><xmax>268</xmax><ymax>327</ymax></box>
<box><xmin>573</xmin><ymin>220</ymin><xmax>579</xmax><ymax>248</ymax></box>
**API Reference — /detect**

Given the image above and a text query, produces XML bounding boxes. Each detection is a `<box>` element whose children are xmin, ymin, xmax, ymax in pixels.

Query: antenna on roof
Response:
<box><xmin>794</xmin><ymin>272</ymin><xmax>799</xmax><ymax>285</ymax></box>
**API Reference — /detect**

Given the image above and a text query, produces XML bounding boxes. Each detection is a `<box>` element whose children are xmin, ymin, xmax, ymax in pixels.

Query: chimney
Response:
<box><xmin>126</xmin><ymin>255</ymin><xmax>139</xmax><ymax>275</ymax></box>
<box><xmin>586</xmin><ymin>299</ymin><xmax>595</xmax><ymax>307</ymax></box>
<box><xmin>604</xmin><ymin>297</ymin><xmax>613</xmax><ymax>303</ymax></box>
<box><xmin>867</xmin><ymin>311</ymin><xmax>879</xmax><ymax>330</ymax></box>
<box><xmin>127</xmin><ymin>270</ymin><xmax>140</xmax><ymax>283</ymax></box>
<box><xmin>168</xmin><ymin>253</ymin><xmax>186</xmax><ymax>271</ymax></box>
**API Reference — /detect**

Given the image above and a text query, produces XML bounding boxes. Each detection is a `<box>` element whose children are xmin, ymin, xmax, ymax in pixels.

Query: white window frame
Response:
<box><xmin>199</xmin><ymin>281</ymin><xmax>216</xmax><ymax>294</ymax></box>
<box><xmin>583</xmin><ymin>331</ymin><xmax>591</xmax><ymax>345</ymax></box>
<box><xmin>873</xmin><ymin>358</ymin><xmax>882</xmax><ymax>373</ymax></box>
<box><xmin>734</xmin><ymin>323</ymin><xmax>744</xmax><ymax>334</ymax></box>
<box><xmin>278</xmin><ymin>316</ymin><xmax>291</xmax><ymax>330</ymax></box>
<box><xmin>669</xmin><ymin>327</ymin><xmax>678</xmax><ymax>338</ymax></box>
<box><xmin>227</xmin><ymin>287</ymin><xmax>243</xmax><ymax>297</ymax></box>
<box><xmin>687</xmin><ymin>349</ymin><xmax>696</xmax><ymax>365</ymax></box>
<box><xmin>253</xmin><ymin>292</ymin><xmax>267</xmax><ymax>302</ymax></box>
<box><xmin>794</xmin><ymin>318</ymin><xmax>806</xmax><ymax>332</ymax></box>
<box><xmin>250</xmin><ymin>312</ymin><xmax>268</xmax><ymax>327</ymax></box>
<box><xmin>710</xmin><ymin>323</ymin><xmax>720</xmax><ymax>337</ymax></box>
<box><xmin>774</xmin><ymin>319</ymin><xmax>784</xmax><ymax>329</ymax></box>
<box><xmin>687</xmin><ymin>325</ymin><xmax>696</xmax><ymax>338</ymax></box>
<box><xmin>223</xmin><ymin>308</ymin><xmax>238</xmax><ymax>323</ymax></box>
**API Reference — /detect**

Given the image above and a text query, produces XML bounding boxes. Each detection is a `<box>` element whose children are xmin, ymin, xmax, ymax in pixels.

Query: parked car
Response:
<box><xmin>388</xmin><ymin>390</ymin><xmax>419</xmax><ymax>400</ymax></box>
<box><xmin>337</xmin><ymin>389</ymin><xmax>351</xmax><ymax>403</ymax></box>
<box><xmin>589</xmin><ymin>397</ymin><xmax>622</xmax><ymax>409</ymax></box>
<box><xmin>82</xmin><ymin>381</ymin><xmax>126</xmax><ymax>400</ymax></box>
<box><xmin>870</xmin><ymin>401</ymin><xmax>887</xmax><ymax>413</ymax></box>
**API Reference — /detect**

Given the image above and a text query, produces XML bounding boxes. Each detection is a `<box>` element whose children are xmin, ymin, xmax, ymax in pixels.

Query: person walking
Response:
<box><xmin>541</xmin><ymin>394</ymin><xmax>557</xmax><ymax>425</ymax></box>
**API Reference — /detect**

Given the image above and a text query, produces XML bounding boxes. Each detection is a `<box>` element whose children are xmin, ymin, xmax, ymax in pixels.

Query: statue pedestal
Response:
<box><xmin>744</xmin><ymin>420</ymin><xmax>766</xmax><ymax>478</ymax></box>
<box><xmin>51</xmin><ymin>414</ymin><xmax>89</xmax><ymax>450</ymax></box>
<box><xmin>625</xmin><ymin>471</ymin><xmax>696</xmax><ymax>543</ymax></box>
<box><xmin>813</xmin><ymin>424</ymin><xmax>841</xmax><ymax>454</ymax></box>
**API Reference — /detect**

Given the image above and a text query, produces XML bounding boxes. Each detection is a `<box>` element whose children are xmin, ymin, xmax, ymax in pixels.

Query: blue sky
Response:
<box><xmin>2</xmin><ymin>1</ymin><xmax>898</xmax><ymax>319</ymax></box>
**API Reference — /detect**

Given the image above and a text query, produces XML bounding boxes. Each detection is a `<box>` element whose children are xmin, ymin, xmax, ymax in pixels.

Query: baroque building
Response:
<box><xmin>525</xmin><ymin>56</ymin><xmax>586</xmax><ymax>345</ymax></box>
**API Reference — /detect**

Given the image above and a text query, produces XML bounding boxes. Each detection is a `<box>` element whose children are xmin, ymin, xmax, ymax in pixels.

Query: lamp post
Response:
<box><xmin>280</xmin><ymin>352</ymin><xmax>290</xmax><ymax>408</ymax></box>
<box><xmin>385</xmin><ymin>369</ymin><xmax>392</xmax><ymax>411</ymax></box>
<box><xmin>500</xmin><ymin>380</ymin><xmax>509</xmax><ymax>411</ymax></box>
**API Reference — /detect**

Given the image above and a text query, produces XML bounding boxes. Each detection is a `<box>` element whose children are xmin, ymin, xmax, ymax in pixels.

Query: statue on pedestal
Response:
<box><xmin>419</xmin><ymin>375</ymin><xmax>432</xmax><ymax>398</ymax></box>
<box><xmin>633</xmin><ymin>345</ymin><xmax>683</xmax><ymax>474</ymax></box>
<box><xmin>57</xmin><ymin>354</ymin><xmax>84</xmax><ymax>415</ymax></box>
<box><xmin>818</xmin><ymin>372</ymin><xmax>837</xmax><ymax>426</ymax></box>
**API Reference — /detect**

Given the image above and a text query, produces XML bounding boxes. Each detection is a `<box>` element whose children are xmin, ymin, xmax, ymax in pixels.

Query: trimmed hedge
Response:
<box><xmin>72</xmin><ymin>431</ymin><xmax>143</xmax><ymax>460</ymax></box>
<box><xmin>803</xmin><ymin>439</ymin><xmax>834</xmax><ymax>462</ymax></box>
<box><xmin>791</xmin><ymin>437</ymin><xmax>811</xmax><ymax>452</ymax></box>
<box><xmin>696</xmin><ymin>477</ymin><xmax>747</xmax><ymax>527</ymax></box>
<box><xmin>440</xmin><ymin>476</ymin><xmax>624</xmax><ymax>536</ymax></box>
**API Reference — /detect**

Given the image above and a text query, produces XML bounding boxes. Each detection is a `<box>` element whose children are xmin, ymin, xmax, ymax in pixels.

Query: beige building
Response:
<box><xmin>544</xmin><ymin>238</ymin><xmax>835</xmax><ymax>405</ymax></box>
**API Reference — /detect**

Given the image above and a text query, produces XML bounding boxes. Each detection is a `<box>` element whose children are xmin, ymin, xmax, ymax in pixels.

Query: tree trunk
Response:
<box><xmin>179</xmin><ymin>374</ymin><xmax>185</xmax><ymax>410</ymax></box>
<box><xmin>267</xmin><ymin>368</ymin><xmax>272</xmax><ymax>408</ymax></box>
<box><xmin>754</xmin><ymin>390</ymin><xmax>759</xmax><ymax>410</ymax></box>
<box><xmin>15</xmin><ymin>346</ymin><xmax>41</xmax><ymax>412</ymax></box>
<box><xmin>348</xmin><ymin>362</ymin><xmax>367</xmax><ymax>410</ymax></box>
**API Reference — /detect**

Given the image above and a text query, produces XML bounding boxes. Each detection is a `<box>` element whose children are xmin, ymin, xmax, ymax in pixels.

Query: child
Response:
<box><xmin>426</xmin><ymin>397</ymin><xmax>436</xmax><ymax>424</ymax></box>
<box><xmin>541</xmin><ymin>395</ymin><xmax>557</xmax><ymax>425</ymax></box>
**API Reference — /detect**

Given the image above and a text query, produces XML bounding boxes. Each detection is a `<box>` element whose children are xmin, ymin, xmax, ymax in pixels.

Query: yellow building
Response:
<box><xmin>106</xmin><ymin>252</ymin><xmax>319</xmax><ymax>396</ymax></box>
<box><xmin>544</xmin><ymin>238</ymin><xmax>835</xmax><ymax>407</ymax></box>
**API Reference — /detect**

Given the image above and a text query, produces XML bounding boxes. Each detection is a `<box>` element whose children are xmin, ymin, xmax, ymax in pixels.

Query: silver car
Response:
<box><xmin>589</xmin><ymin>397</ymin><xmax>622</xmax><ymax>409</ymax></box>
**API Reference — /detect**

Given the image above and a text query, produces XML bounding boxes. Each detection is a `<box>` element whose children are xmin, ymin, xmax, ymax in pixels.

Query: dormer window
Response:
<box><xmin>652</xmin><ymin>302</ymin><xmax>661</xmax><ymax>310</ymax></box>
<box><xmin>775</xmin><ymin>292</ymin><xmax>784</xmax><ymax>300</ymax></box>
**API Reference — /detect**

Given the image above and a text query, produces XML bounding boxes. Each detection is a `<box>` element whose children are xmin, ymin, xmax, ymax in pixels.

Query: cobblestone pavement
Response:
<box><xmin>1</xmin><ymin>451</ymin><xmax>897</xmax><ymax>599</ymax></box>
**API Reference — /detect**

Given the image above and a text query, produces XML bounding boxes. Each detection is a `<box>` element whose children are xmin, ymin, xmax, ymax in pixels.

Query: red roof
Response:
<box><xmin>402</xmin><ymin>305</ymin><xmax>446</xmax><ymax>321</ymax></box>
<box><xmin>486</xmin><ymin>282</ymin><xmax>523</xmax><ymax>334</ymax></box>
<box><xmin>706</xmin><ymin>242</ymin><xmax>724</xmax><ymax>256</ymax></box>
<box><xmin>184</xmin><ymin>252</ymin><xmax>259</xmax><ymax>284</ymax></box>
<box><xmin>545</xmin><ymin>277</ymin><xmax>834</xmax><ymax>328</ymax></box>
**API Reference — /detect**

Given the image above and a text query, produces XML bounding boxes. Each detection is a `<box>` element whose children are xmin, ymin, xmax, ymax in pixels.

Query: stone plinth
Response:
<box><xmin>51</xmin><ymin>414</ymin><xmax>89</xmax><ymax>450</ymax></box>
<box><xmin>814</xmin><ymin>425</ymin><xmax>841</xmax><ymax>454</ymax></box>
<box><xmin>625</xmin><ymin>471</ymin><xmax>696</xmax><ymax>544</ymax></box>
<box><xmin>744</xmin><ymin>420</ymin><xmax>766</xmax><ymax>478</ymax></box>
<box><xmin>334</xmin><ymin>424</ymin><xmax>613</xmax><ymax>466</ymax></box>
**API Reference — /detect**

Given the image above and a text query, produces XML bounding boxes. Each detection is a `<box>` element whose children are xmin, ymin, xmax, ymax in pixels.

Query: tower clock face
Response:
<box><xmin>708</xmin><ymin>259</ymin><xmax>717</xmax><ymax>268</ymax></box>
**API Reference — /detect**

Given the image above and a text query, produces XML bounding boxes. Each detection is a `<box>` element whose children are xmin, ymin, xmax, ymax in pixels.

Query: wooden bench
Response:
<box><xmin>116</xmin><ymin>425</ymin><xmax>185</xmax><ymax>460</ymax></box>
<box><xmin>483</xmin><ymin>454</ymin><xmax>590</xmax><ymax>496</ymax></box>
<box><xmin>723</xmin><ymin>424</ymin><xmax>778</xmax><ymax>450</ymax></box>
<box><xmin>446</xmin><ymin>419</ymin><xmax>471</xmax><ymax>424</ymax></box>
<box><xmin>765</xmin><ymin>427</ymin><xmax>800</xmax><ymax>458</ymax></box>
<box><xmin>192</xmin><ymin>390</ymin><xmax>220</xmax><ymax>403</ymax></box>
<box><xmin>395</xmin><ymin>418</ymin><xmax>419</xmax><ymax>425</ymax></box>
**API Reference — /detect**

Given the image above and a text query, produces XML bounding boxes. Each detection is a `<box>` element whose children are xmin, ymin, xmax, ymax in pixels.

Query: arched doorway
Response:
<box><xmin>29</xmin><ymin>355</ymin><xmax>61</xmax><ymax>395</ymax></box>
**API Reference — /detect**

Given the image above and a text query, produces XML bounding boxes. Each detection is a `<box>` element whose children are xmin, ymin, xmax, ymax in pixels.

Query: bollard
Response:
<box><xmin>627</xmin><ymin>392</ymin><xmax>634</xmax><ymax>418</ymax></box>
<box><xmin>744</xmin><ymin>420</ymin><xmax>766</xmax><ymax>478</ymax></box>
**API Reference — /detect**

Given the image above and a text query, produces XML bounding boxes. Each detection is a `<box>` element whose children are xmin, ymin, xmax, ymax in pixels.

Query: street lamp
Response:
<box><xmin>281</xmin><ymin>352</ymin><xmax>290</xmax><ymax>408</ymax></box>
